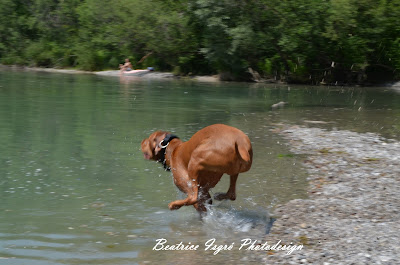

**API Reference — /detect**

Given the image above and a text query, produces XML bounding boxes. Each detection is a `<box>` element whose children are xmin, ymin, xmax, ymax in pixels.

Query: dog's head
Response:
<box><xmin>141</xmin><ymin>131</ymin><xmax>168</xmax><ymax>160</ymax></box>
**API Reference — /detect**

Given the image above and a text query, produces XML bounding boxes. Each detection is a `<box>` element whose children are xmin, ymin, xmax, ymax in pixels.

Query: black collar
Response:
<box><xmin>158</xmin><ymin>134</ymin><xmax>179</xmax><ymax>171</ymax></box>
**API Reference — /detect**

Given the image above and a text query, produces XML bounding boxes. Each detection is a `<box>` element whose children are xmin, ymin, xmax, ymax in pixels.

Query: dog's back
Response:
<box><xmin>185</xmin><ymin>124</ymin><xmax>252</xmax><ymax>174</ymax></box>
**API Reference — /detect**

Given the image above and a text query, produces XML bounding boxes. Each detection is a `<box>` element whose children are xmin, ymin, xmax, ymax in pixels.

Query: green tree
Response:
<box><xmin>1</xmin><ymin>0</ymin><xmax>399</xmax><ymax>83</ymax></box>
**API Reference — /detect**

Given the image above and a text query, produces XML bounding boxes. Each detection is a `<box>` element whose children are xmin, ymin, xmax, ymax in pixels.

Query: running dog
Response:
<box><xmin>141</xmin><ymin>124</ymin><xmax>253</xmax><ymax>213</ymax></box>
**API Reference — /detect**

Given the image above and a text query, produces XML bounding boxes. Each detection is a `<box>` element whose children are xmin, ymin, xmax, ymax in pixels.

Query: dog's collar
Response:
<box><xmin>158</xmin><ymin>134</ymin><xmax>179</xmax><ymax>171</ymax></box>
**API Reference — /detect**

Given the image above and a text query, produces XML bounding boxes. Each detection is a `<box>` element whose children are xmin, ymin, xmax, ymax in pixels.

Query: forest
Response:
<box><xmin>1</xmin><ymin>0</ymin><xmax>399</xmax><ymax>84</ymax></box>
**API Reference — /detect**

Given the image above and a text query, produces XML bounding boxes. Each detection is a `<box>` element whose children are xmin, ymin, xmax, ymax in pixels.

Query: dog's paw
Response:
<box><xmin>168</xmin><ymin>202</ymin><xmax>182</xmax><ymax>210</ymax></box>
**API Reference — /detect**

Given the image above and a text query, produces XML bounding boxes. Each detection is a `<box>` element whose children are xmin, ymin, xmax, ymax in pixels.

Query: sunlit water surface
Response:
<box><xmin>0</xmin><ymin>69</ymin><xmax>399</xmax><ymax>264</ymax></box>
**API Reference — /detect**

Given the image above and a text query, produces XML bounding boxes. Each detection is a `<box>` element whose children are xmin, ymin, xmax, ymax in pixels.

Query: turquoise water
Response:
<box><xmin>0</xmin><ymin>69</ymin><xmax>399</xmax><ymax>264</ymax></box>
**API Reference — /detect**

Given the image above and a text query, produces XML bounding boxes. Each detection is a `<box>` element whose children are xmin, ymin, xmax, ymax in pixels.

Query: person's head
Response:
<box><xmin>125</xmin><ymin>58</ymin><xmax>130</xmax><ymax>62</ymax></box>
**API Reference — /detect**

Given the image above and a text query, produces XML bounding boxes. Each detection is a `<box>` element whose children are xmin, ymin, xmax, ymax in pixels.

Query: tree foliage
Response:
<box><xmin>1</xmin><ymin>0</ymin><xmax>399</xmax><ymax>83</ymax></box>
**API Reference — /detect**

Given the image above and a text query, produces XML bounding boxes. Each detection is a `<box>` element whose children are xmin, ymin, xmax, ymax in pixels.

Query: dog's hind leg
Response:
<box><xmin>214</xmin><ymin>174</ymin><xmax>238</xmax><ymax>201</ymax></box>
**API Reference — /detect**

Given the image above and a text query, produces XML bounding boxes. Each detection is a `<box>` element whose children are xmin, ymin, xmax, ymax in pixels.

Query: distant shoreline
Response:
<box><xmin>0</xmin><ymin>64</ymin><xmax>221</xmax><ymax>83</ymax></box>
<box><xmin>0</xmin><ymin>64</ymin><xmax>91</xmax><ymax>75</ymax></box>
<box><xmin>2</xmin><ymin>64</ymin><xmax>399</xmax><ymax>87</ymax></box>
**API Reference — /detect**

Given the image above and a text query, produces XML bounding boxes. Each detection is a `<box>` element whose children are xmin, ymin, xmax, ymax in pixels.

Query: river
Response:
<box><xmin>0</xmin><ymin>69</ymin><xmax>399</xmax><ymax>264</ymax></box>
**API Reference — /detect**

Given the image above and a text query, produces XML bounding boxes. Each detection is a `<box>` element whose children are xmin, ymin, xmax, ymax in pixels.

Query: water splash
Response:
<box><xmin>202</xmin><ymin>202</ymin><xmax>272</xmax><ymax>238</ymax></box>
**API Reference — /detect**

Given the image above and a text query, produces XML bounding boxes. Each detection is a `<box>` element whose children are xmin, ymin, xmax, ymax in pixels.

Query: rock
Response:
<box><xmin>271</xmin><ymin>101</ymin><xmax>288</xmax><ymax>109</ymax></box>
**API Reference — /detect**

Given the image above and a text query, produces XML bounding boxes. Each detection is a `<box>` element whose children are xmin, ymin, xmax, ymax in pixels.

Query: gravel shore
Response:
<box><xmin>95</xmin><ymin>70</ymin><xmax>219</xmax><ymax>82</ymax></box>
<box><xmin>94</xmin><ymin>70</ymin><xmax>175</xmax><ymax>79</ymax></box>
<box><xmin>257</xmin><ymin>126</ymin><xmax>400</xmax><ymax>264</ymax></box>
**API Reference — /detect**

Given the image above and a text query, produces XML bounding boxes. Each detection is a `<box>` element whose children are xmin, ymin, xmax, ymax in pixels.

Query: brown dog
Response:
<box><xmin>141</xmin><ymin>124</ymin><xmax>253</xmax><ymax>213</ymax></box>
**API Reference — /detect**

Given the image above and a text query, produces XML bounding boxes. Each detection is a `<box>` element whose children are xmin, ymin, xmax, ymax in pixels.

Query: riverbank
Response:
<box><xmin>0</xmin><ymin>65</ymin><xmax>221</xmax><ymax>82</ymax></box>
<box><xmin>254</xmin><ymin>126</ymin><xmax>400</xmax><ymax>264</ymax></box>
<box><xmin>0</xmin><ymin>64</ymin><xmax>92</xmax><ymax>75</ymax></box>
<box><xmin>3</xmin><ymin>65</ymin><xmax>400</xmax><ymax>86</ymax></box>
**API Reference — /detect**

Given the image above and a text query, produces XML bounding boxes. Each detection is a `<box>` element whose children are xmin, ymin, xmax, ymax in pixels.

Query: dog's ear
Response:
<box><xmin>154</xmin><ymin>132</ymin><xmax>168</xmax><ymax>155</ymax></box>
<box><xmin>141</xmin><ymin>138</ymin><xmax>152</xmax><ymax>160</ymax></box>
<box><xmin>141</xmin><ymin>131</ymin><xmax>168</xmax><ymax>160</ymax></box>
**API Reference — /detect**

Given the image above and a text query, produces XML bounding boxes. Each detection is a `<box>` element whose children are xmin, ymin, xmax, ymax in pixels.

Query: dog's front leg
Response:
<box><xmin>168</xmin><ymin>188</ymin><xmax>199</xmax><ymax>210</ymax></box>
<box><xmin>168</xmin><ymin>168</ymin><xmax>200</xmax><ymax>210</ymax></box>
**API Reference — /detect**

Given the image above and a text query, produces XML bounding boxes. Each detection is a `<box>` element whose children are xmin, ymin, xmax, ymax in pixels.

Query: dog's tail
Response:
<box><xmin>236</xmin><ymin>138</ymin><xmax>253</xmax><ymax>163</ymax></box>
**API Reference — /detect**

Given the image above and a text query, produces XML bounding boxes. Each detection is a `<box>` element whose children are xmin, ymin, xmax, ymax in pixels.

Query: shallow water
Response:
<box><xmin>0</xmin><ymin>69</ymin><xmax>399</xmax><ymax>264</ymax></box>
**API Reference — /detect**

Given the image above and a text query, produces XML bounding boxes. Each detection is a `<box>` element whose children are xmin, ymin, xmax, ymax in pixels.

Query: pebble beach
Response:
<box><xmin>256</xmin><ymin>126</ymin><xmax>400</xmax><ymax>264</ymax></box>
